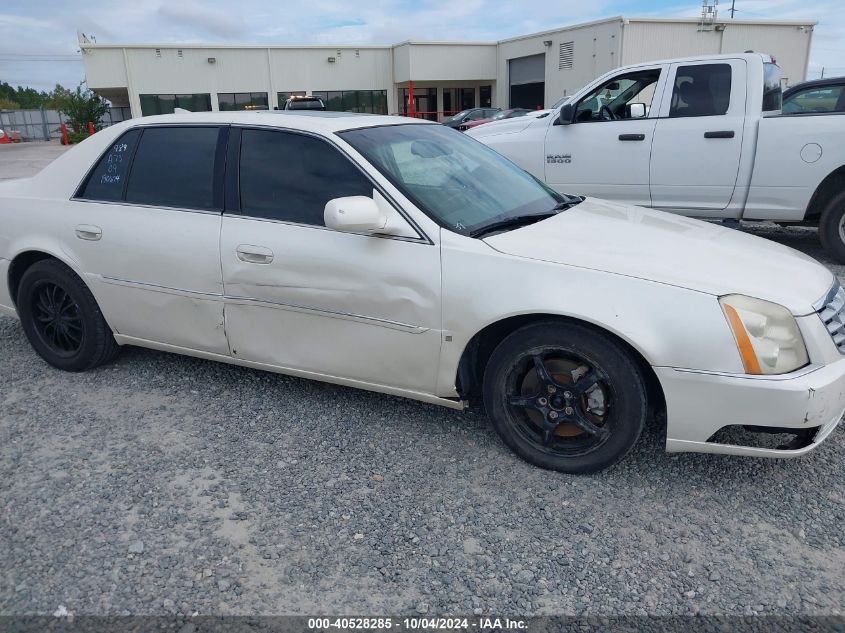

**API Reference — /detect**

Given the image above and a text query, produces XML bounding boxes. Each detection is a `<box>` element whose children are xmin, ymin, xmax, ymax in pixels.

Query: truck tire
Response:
<box><xmin>819</xmin><ymin>191</ymin><xmax>845</xmax><ymax>263</ymax></box>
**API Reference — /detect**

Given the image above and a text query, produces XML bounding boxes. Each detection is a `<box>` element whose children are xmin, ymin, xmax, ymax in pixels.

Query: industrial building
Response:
<box><xmin>80</xmin><ymin>15</ymin><xmax>816</xmax><ymax>121</ymax></box>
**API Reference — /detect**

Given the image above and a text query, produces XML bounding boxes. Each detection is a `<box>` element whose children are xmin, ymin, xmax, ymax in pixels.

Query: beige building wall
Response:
<box><xmin>81</xmin><ymin>16</ymin><xmax>816</xmax><ymax>118</ymax></box>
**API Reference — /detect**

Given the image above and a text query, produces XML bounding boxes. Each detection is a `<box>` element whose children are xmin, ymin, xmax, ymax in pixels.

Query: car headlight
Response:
<box><xmin>720</xmin><ymin>295</ymin><xmax>809</xmax><ymax>375</ymax></box>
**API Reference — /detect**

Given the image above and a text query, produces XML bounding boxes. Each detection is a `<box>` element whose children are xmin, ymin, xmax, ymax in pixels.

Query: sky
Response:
<box><xmin>1</xmin><ymin>0</ymin><xmax>844</xmax><ymax>92</ymax></box>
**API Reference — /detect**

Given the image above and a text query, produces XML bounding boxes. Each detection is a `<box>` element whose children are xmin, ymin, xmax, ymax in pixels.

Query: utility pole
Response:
<box><xmin>730</xmin><ymin>0</ymin><xmax>736</xmax><ymax>18</ymax></box>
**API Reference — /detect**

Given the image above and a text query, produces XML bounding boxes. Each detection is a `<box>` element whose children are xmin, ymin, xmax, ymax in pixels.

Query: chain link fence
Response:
<box><xmin>0</xmin><ymin>106</ymin><xmax>131</xmax><ymax>141</ymax></box>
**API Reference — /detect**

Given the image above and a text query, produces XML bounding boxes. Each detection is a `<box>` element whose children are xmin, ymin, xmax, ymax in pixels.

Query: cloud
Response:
<box><xmin>157</xmin><ymin>1</ymin><xmax>246</xmax><ymax>39</ymax></box>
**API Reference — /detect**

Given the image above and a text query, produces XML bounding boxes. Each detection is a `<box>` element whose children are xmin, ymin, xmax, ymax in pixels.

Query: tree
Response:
<box><xmin>45</xmin><ymin>84</ymin><xmax>73</xmax><ymax>110</ymax></box>
<box><xmin>0</xmin><ymin>97</ymin><xmax>19</xmax><ymax>110</ymax></box>
<box><xmin>55</xmin><ymin>82</ymin><xmax>108</xmax><ymax>132</ymax></box>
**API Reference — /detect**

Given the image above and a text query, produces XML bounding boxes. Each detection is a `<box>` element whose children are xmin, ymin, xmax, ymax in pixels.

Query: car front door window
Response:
<box><xmin>573</xmin><ymin>70</ymin><xmax>661</xmax><ymax>122</ymax></box>
<box><xmin>238</xmin><ymin>129</ymin><xmax>372</xmax><ymax>225</ymax></box>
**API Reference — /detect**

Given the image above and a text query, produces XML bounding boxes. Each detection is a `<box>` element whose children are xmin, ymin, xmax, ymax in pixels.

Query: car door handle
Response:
<box><xmin>236</xmin><ymin>245</ymin><xmax>274</xmax><ymax>264</ymax></box>
<box><xmin>704</xmin><ymin>130</ymin><xmax>735</xmax><ymax>139</ymax></box>
<box><xmin>618</xmin><ymin>134</ymin><xmax>645</xmax><ymax>141</ymax></box>
<box><xmin>74</xmin><ymin>224</ymin><xmax>102</xmax><ymax>241</ymax></box>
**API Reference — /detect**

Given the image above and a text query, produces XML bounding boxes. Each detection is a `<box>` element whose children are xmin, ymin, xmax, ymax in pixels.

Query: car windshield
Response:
<box><xmin>339</xmin><ymin>123</ymin><xmax>567</xmax><ymax>236</ymax></box>
<box><xmin>445</xmin><ymin>110</ymin><xmax>470</xmax><ymax>122</ymax></box>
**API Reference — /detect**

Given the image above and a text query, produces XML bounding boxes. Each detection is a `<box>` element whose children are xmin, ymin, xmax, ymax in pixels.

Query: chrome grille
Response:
<box><xmin>816</xmin><ymin>283</ymin><xmax>845</xmax><ymax>354</ymax></box>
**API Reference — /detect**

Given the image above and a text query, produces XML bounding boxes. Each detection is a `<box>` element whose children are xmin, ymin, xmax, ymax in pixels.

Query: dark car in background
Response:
<box><xmin>783</xmin><ymin>77</ymin><xmax>845</xmax><ymax>114</ymax></box>
<box><xmin>442</xmin><ymin>107</ymin><xmax>500</xmax><ymax>130</ymax></box>
<box><xmin>284</xmin><ymin>96</ymin><xmax>327</xmax><ymax>111</ymax></box>
<box><xmin>460</xmin><ymin>108</ymin><xmax>532</xmax><ymax>131</ymax></box>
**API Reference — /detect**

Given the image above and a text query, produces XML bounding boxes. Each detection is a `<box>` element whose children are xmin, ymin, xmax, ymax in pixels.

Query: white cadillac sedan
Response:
<box><xmin>0</xmin><ymin>112</ymin><xmax>843</xmax><ymax>473</ymax></box>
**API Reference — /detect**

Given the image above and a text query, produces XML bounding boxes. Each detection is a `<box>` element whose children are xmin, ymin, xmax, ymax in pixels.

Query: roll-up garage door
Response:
<box><xmin>509</xmin><ymin>53</ymin><xmax>545</xmax><ymax>109</ymax></box>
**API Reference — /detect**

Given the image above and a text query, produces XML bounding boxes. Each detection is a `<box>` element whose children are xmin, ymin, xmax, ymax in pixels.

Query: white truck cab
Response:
<box><xmin>469</xmin><ymin>53</ymin><xmax>845</xmax><ymax>261</ymax></box>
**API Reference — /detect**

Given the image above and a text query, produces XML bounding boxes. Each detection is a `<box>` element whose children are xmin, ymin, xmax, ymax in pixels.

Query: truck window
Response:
<box><xmin>762</xmin><ymin>62</ymin><xmax>783</xmax><ymax>112</ymax></box>
<box><xmin>573</xmin><ymin>69</ymin><xmax>661</xmax><ymax>122</ymax></box>
<box><xmin>669</xmin><ymin>64</ymin><xmax>732</xmax><ymax>118</ymax></box>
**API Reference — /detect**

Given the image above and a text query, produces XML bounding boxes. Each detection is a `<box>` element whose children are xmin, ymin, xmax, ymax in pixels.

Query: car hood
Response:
<box><xmin>483</xmin><ymin>198</ymin><xmax>833</xmax><ymax>315</ymax></box>
<box><xmin>465</xmin><ymin>113</ymin><xmax>544</xmax><ymax>137</ymax></box>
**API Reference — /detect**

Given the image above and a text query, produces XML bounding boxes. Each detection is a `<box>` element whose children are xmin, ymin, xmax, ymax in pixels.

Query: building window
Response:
<box><xmin>396</xmin><ymin>87</ymin><xmax>437</xmax><ymax>120</ymax></box>
<box><xmin>139</xmin><ymin>94</ymin><xmax>212</xmax><ymax>116</ymax></box>
<box><xmin>480</xmin><ymin>85</ymin><xmax>492</xmax><ymax>108</ymax></box>
<box><xmin>442</xmin><ymin>88</ymin><xmax>476</xmax><ymax>116</ymax></box>
<box><xmin>559</xmin><ymin>42</ymin><xmax>574</xmax><ymax>70</ymax></box>
<box><xmin>217</xmin><ymin>92</ymin><xmax>269</xmax><ymax>111</ymax></box>
<box><xmin>277</xmin><ymin>91</ymin><xmax>307</xmax><ymax>108</ymax></box>
<box><xmin>310</xmin><ymin>90</ymin><xmax>388</xmax><ymax>114</ymax></box>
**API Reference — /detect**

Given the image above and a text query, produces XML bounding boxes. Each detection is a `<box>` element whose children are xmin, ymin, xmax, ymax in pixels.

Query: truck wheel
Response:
<box><xmin>819</xmin><ymin>191</ymin><xmax>845</xmax><ymax>263</ymax></box>
<box><xmin>482</xmin><ymin>321</ymin><xmax>647</xmax><ymax>474</ymax></box>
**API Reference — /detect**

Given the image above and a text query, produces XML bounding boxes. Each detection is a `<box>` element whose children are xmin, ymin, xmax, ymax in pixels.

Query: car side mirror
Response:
<box><xmin>555</xmin><ymin>103</ymin><xmax>574</xmax><ymax>126</ymax></box>
<box><xmin>629</xmin><ymin>103</ymin><xmax>647</xmax><ymax>119</ymax></box>
<box><xmin>462</xmin><ymin>116</ymin><xmax>471</xmax><ymax>122</ymax></box>
<box><xmin>324</xmin><ymin>196</ymin><xmax>387</xmax><ymax>234</ymax></box>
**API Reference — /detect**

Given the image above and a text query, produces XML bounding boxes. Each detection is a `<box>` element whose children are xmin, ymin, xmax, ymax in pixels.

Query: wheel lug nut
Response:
<box><xmin>547</xmin><ymin>385</ymin><xmax>556</xmax><ymax>394</ymax></box>
<box><xmin>565</xmin><ymin>407</ymin><xmax>574</xmax><ymax>415</ymax></box>
<box><xmin>549</xmin><ymin>411</ymin><xmax>558</xmax><ymax>419</ymax></box>
<box><xmin>564</xmin><ymin>391</ymin><xmax>572</xmax><ymax>398</ymax></box>
<box><xmin>538</xmin><ymin>397</ymin><xmax>548</xmax><ymax>406</ymax></box>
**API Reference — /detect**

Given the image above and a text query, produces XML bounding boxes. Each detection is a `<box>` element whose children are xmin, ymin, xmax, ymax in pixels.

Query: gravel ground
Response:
<box><xmin>1</xmin><ymin>148</ymin><xmax>844</xmax><ymax>617</ymax></box>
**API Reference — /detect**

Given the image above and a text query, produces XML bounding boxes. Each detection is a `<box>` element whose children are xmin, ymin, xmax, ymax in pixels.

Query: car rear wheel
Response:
<box><xmin>819</xmin><ymin>191</ymin><xmax>845</xmax><ymax>264</ymax></box>
<box><xmin>483</xmin><ymin>322</ymin><xmax>647</xmax><ymax>474</ymax></box>
<box><xmin>16</xmin><ymin>259</ymin><xmax>120</xmax><ymax>372</ymax></box>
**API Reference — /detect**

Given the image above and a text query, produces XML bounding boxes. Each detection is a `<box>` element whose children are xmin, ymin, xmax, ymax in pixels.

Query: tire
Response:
<box><xmin>482</xmin><ymin>321</ymin><xmax>647</xmax><ymax>474</ymax></box>
<box><xmin>819</xmin><ymin>191</ymin><xmax>845</xmax><ymax>263</ymax></box>
<box><xmin>16</xmin><ymin>259</ymin><xmax>120</xmax><ymax>372</ymax></box>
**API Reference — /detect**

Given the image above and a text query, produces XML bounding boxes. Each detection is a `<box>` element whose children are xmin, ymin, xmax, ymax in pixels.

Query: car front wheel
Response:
<box><xmin>483</xmin><ymin>322</ymin><xmax>647</xmax><ymax>474</ymax></box>
<box><xmin>819</xmin><ymin>191</ymin><xmax>845</xmax><ymax>264</ymax></box>
<box><xmin>16</xmin><ymin>259</ymin><xmax>120</xmax><ymax>372</ymax></box>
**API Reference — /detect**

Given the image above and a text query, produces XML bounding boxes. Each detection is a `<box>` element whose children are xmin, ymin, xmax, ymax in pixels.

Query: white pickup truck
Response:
<box><xmin>468</xmin><ymin>53</ymin><xmax>845</xmax><ymax>261</ymax></box>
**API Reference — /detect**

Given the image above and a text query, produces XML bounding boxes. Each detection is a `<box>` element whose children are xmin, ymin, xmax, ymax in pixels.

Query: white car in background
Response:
<box><xmin>0</xmin><ymin>111</ymin><xmax>842</xmax><ymax>473</ymax></box>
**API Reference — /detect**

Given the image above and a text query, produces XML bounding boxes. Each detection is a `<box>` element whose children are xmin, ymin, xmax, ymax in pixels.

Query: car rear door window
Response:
<box><xmin>238</xmin><ymin>129</ymin><xmax>372</xmax><ymax>226</ymax></box>
<box><xmin>78</xmin><ymin>129</ymin><xmax>142</xmax><ymax>201</ymax></box>
<box><xmin>125</xmin><ymin>126</ymin><xmax>222</xmax><ymax>210</ymax></box>
<box><xmin>783</xmin><ymin>85</ymin><xmax>844</xmax><ymax>114</ymax></box>
<box><xmin>669</xmin><ymin>64</ymin><xmax>732</xmax><ymax>117</ymax></box>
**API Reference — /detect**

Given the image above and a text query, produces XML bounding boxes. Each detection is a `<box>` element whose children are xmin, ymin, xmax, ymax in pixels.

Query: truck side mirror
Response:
<box><xmin>555</xmin><ymin>103</ymin><xmax>574</xmax><ymax>126</ymax></box>
<box><xmin>629</xmin><ymin>103</ymin><xmax>647</xmax><ymax>119</ymax></box>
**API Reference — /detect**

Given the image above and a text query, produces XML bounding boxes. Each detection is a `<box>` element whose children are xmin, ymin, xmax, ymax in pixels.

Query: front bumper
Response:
<box><xmin>657</xmin><ymin>357</ymin><xmax>845</xmax><ymax>457</ymax></box>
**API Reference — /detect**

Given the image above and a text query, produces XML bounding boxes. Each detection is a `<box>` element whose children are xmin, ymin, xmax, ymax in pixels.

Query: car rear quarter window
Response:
<box><xmin>78</xmin><ymin>129</ymin><xmax>142</xmax><ymax>201</ymax></box>
<box><xmin>238</xmin><ymin>129</ymin><xmax>372</xmax><ymax>226</ymax></box>
<box><xmin>669</xmin><ymin>64</ymin><xmax>732</xmax><ymax>117</ymax></box>
<box><xmin>125</xmin><ymin>127</ymin><xmax>223</xmax><ymax>211</ymax></box>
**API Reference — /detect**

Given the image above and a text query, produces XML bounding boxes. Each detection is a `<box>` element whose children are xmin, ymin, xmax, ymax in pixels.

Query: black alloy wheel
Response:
<box><xmin>483</xmin><ymin>321</ymin><xmax>647</xmax><ymax>473</ymax></box>
<box><xmin>16</xmin><ymin>259</ymin><xmax>120</xmax><ymax>372</ymax></box>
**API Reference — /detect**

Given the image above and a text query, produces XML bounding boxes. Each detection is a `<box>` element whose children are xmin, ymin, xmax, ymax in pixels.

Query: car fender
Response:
<box><xmin>435</xmin><ymin>230</ymin><xmax>742</xmax><ymax>397</ymax></box>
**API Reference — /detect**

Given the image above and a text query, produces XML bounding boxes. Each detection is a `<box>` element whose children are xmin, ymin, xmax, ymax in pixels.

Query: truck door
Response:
<box><xmin>649</xmin><ymin>59</ymin><xmax>747</xmax><ymax>216</ymax></box>
<box><xmin>543</xmin><ymin>64</ymin><xmax>667</xmax><ymax>207</ymax></box>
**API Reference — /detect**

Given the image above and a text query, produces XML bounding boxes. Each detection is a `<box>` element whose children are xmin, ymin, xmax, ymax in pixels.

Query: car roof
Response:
<box><xmin>784</xmin><ymin>77</ymin><xmax>845</xmax><ymax>96</ymax></box>
<box><xmin>120</xmin><ymin>111</ymin><xmax>432</xmax><ymax>134</ymax></box>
